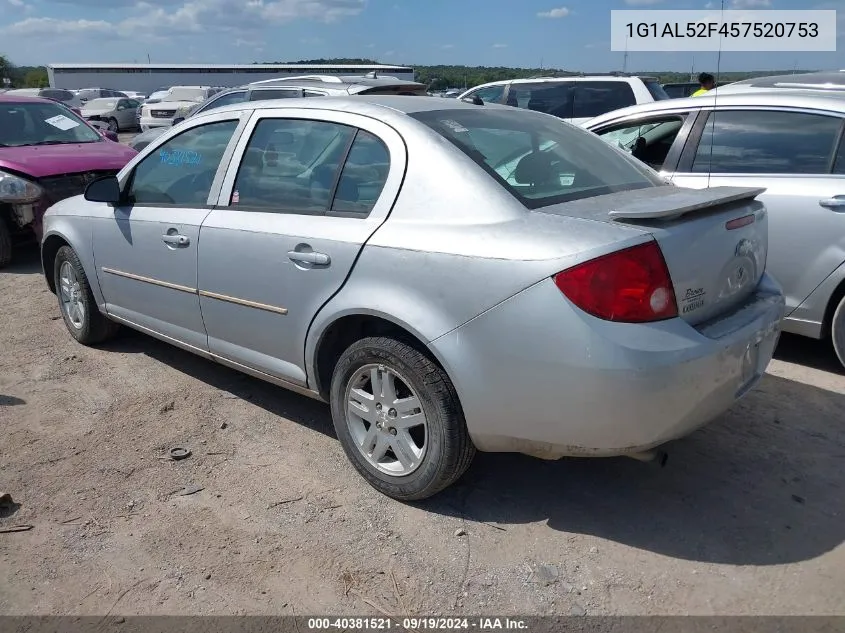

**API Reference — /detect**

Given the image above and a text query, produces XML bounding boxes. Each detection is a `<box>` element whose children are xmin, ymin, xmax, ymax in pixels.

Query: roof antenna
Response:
<box><xmin>707</xmin><ymin>0</ymin><xmax>725</xmax><ymax>191</ymax></box>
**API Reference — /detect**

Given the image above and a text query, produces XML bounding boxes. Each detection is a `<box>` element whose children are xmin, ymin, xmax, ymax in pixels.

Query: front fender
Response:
<box><xmin>41</xmin><ymin>215</ymin><xmax>104</xmax><ymax>312</ymax></box>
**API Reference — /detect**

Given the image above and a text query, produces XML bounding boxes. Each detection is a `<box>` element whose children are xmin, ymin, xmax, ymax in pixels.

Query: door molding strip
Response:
<box><xmin>101</xmin><ymin>267</ymin><xmax>288</xmax><ymax>315</ymax></box>
<box><xmin>198</xmin><ymin>290</ymin><xmax>289</xmax><ymax>315</ymax></box>
<box><xmin>101</xmin><ymin>267</ymin><xmax>196</xmax><ymax>294</ymax></box>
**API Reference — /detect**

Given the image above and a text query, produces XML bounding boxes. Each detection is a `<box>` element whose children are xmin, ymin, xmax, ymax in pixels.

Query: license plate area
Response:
<box><xmin>736</xmin><ymin>326</ymin><xmax>780</xmax><ymax>397</ymax></box>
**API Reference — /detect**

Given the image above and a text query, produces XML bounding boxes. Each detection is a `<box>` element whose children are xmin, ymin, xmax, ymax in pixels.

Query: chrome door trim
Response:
<box><xmin>198</xmin><ymin>289</ymin><xmax>289</xmax><ymax>315</ymax></box>
<box><xmin>102</xmin><ymin>267</ymin><xmax>288</xmax><ymax>314</ymax></box>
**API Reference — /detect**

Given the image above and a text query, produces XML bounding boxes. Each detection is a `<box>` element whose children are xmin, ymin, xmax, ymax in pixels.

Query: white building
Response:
<box><xmin>47</xmin><ymin>63</ymin><xmax>416</xmax><ymax>94</ymax></box>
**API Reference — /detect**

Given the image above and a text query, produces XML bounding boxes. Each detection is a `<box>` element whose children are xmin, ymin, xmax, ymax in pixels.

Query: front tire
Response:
<box><xmin>330</xmin><ymin>336</ymin><xmax>475</xmax><ymax>501</ymax></box>
<box><xmin>107</xmin><ymin>117</ymin><xmax>119</xmax><ymax>133</ymax></box>
<box><xmin>54</xmin><ymin>246</ymin><xmax>119</xmax><ymax>345</ymax></box>
<box><xmin>832</xmin><ymin>295</ymin><xmax>845</xmax><ymax>370</ymax></box>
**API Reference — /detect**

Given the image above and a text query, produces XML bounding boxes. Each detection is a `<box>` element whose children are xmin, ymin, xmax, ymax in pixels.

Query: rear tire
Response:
<box><xmin>54</xmin><ymin>245</ymin><xmax>119</xmax><ymax>345</ymax></box>
<box><xmin>330</xmin><ymin>336</ymin><xmax>475</xmax><ymax>501</ymax></box>
<box><xmin>0</xmin><ymin>217</ymin><xmax>11</xmax><ymax>269</ymax></box>
<box><xmin>832</xmin><ymin>295</ymin><xmax>845</xmax><ymax>370</ymax></box>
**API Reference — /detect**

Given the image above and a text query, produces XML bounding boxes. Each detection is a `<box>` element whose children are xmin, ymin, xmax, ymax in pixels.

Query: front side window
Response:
<box><xmin>834</xmin><ymin>135</ymin><xmax>845</xmax><ymax>174</ymax></box>
<box><xmin>595</xmin><ymin>114</ymin><xmax>688</xmax><ymax>171</ymax></box>
<box><xmin>691</xmin><ymin>110</ymin><xmax>842</xmax><ymax>174</ymax></box>
<box><xmin>230</xmin><ymin>118</ymin><xmax>356</xmax><ymax>212</ymax></box>
<box><xmin>412</xmin><ymin>108</ymin><xmax>662</xmax><ymax>209</ymax></box>
<box><xmin>128</xmin><ymin>119</ymin><xmax>239</xmax><ymax>206</ymax></box>
<box><xmin>0</xmin><ymin>101</ymin><xmax>102</xmax><ymax>147</ymax></box>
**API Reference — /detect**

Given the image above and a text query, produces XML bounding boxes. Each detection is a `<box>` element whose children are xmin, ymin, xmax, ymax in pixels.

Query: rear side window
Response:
<box><xmin>833</xmin><ymin>134</ymin><xmax>845</xmax><ymax>174</ymax></box>
<box><xmin>572</xmin><ymin>82</ymin><xmax>636</xmax><ymax>119</ymax></box>
<box><xmin>41</xmin><ymin>89</ymin><xmax>74</xmax><ymax>102</ymax></box>
<box><xmin>507</xmin><ymin>82</ymin><xmax>573</xmax><ymax>118</ymax></box>
<box><xmin>249</xmin><ymin>89</ymin><xmax>302</xmax><ymax>101</ymax></box>
<box><xmin>229</xmin><ymin>118</ymin><xmax>356</xmax><ymax>212</ymax></box>
<box><xmin>642</xmin><ymin>79</ymin><xmax>670</xmax><ymax>101</ymax></box>
<box><xmin>332</xmin><ymin>131</ymin><xmax>390</xmax><ymax>215</ymax></box>
<box><xmin>199</xmin><ymin>90</ymin><xmax>247</xmax><ymax>114</ymax></box>
<box><xmin>692</xmin><ymin>110</ymin><xmax>842</xmax><ymax>174</ymax></box>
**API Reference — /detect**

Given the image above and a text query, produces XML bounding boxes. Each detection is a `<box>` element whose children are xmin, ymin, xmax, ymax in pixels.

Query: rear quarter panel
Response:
<box><xmin>304</xmin><ymin>121</ymin><xmax>651</xmax><ymax>386</ymax></box>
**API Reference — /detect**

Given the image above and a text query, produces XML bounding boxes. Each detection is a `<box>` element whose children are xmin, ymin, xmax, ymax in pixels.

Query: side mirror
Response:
<box><xmin>99</xmin><ymin>129</ymin><xmax>119</xmax><ymax>142</ymax></box>
<box><xmin>172</xmin><ymin>117</ymin><xmax>185</xmax><ymax>126</ymax></box>
<box><xmin>84</xmin><ymin>176</ymin><xmax>122</xmax><ymax>204</ymax></box>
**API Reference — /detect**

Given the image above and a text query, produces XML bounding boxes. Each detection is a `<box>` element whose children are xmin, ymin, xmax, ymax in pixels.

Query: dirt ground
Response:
<box><xmin>1</xmin><ymin>247</ymin><xmax>844</xmax><ymax>617</ymax></box>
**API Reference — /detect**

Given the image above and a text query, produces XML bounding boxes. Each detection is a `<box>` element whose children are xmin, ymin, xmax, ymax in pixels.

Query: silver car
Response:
<box><xmin>80</xmin><ymin>97</ymin><xmax>142</xmax><ymax>132</ymax></box>
<box><xmin>585</xmin><ymin>89</ymin><xmax>845</xmax><ymax>368</ymax></box>
<box><xmin>40</xmin><ymin>97</ymin><xmax>784</xmax><ymax>500</ymax></box>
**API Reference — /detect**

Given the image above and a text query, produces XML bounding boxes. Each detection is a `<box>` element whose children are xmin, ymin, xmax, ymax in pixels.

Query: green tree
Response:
<box><xmin>23</xmin><ymin>68</ymin><xmax>49</xmax><ymax>88</ymax></box>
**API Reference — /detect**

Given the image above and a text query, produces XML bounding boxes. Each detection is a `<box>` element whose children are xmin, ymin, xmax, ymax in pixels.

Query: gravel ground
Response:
<box><xmin>1</xmin><ymin>247</ymin><xmax>844</xmax><ymax>617</ymax></box>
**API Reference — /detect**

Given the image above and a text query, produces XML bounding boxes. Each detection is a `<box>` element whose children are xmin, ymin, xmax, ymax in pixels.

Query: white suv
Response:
<box><xmin>138</xmin><ymin>86</ymin><xmax>219</xmax><ymax>131</ymax></box>
<box><xmin>458</xmin><ymin>73</ymin><xmax>669</xmax><ymax>126</ymax></box>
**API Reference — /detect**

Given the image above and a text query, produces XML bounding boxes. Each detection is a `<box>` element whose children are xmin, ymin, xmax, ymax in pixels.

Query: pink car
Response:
<box><xmin>0</xmin><ymin>94</ymin><xmax>137</xmax><ymax>268</ymax></box>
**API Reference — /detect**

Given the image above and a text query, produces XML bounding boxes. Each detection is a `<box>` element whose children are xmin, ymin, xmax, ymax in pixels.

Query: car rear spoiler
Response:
<box><xmin>608</xmin><ymin>186</ymin><xmax>767</xmax><ymax>221</ymax></box>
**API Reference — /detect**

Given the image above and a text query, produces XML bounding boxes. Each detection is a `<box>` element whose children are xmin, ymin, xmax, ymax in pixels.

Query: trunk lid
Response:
<box><xmin>541</xmin><ymin>185</ymin><xmax>769</xmax><ymax>325</ymax></box>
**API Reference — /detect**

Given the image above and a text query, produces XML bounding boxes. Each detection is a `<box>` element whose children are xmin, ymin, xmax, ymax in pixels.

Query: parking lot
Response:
<box><xmin>1</xmin><ymin>246</ymin><xmax>844</xmax><ymax>616</ymax></box>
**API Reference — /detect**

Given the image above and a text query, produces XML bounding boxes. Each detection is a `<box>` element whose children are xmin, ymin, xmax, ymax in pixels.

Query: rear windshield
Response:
<box><xmin>642</xmin><ymin>79</ymin><xmax>670</xmax><ymax>101</ymax></box>
<box><xmin>411</xmin><ymin>108</ymin><xmax>661</xmax><ymax>209</ymax></box>
<box><xmin>0</xmin><ymin>101</ymin><xmax>102</xmax><ymax>147</ymax></box>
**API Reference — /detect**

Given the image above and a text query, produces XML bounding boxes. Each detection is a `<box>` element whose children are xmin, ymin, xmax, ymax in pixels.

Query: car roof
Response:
<box><xmin>246</xmin><ymin>75</ymin><xmax>424</xmax><ymax>90</ymax></box>
<box><xmin>728</xmin><ymin>71</ymin><xmax>845</xmax><ymax>89</ymax></box>
<box><xmin>585</xmin><ymin>88</ymin><xmax>845</xmax><ymax>126</ymax></box>
<box><xmin>467</xmin><ymin>75</ymin><xmax>655</xmax><ymax>90</ymax></box>
<box><xmin>0</xmin><ymin>93</ymin><xmax>54</xmax><ymax>104</ymax></box>
<box><xmin>206</xmin><ymin>94</ymin><xmax>513</xmax><ymax>119</ymax></box>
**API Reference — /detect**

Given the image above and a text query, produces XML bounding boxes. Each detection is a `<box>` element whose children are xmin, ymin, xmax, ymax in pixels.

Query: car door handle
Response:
<box><xmin>162</xmin><ymin>234</ymin><xmax>190</xmax><ymax>247</ymax></box>
<box><xmin>287</xmin><ymin>250</ymin><xmax>330</xmax><ymax>265</ymax></box>
<box><xmin>819</xmin><ymin>196</ymin><xmax>845</xmax><ymax>211</ymax></box>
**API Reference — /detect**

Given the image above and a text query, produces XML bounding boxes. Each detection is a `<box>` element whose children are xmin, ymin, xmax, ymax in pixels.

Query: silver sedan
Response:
<box><xmin>40</xmin><ymin>96</ymin><xmax>784</xmax><ymax>500</ymax></box>
<box><xmin>585</xmin><ymin>89</ymin><xmax>845</xmax><ymax>368</ymax></box>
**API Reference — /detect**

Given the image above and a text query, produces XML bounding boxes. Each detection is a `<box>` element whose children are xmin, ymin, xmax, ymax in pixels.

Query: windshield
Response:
<box><xmin>0</xmin><ymin>101</ymin><xmax>102</xmax><ymax>147</ymax></box>
<box><xmin>84</xmin><ymin>98</ymin><xmax>118</xmax><ymax>110</ymax></box>
<box><xmin>411</xmin><ymin>108</ymin><xmax>662</xmax><ymax>209</ymax></box>
<box><xmin>164</xmin><ymin>88</ymin><xmax>208</xmax><ymax>102</ymax></box>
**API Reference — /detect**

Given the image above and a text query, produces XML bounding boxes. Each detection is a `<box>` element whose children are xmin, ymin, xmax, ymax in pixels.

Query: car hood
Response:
<box><xmin>0</xmin><ymin>142</ymin><xmax>137</xmax><ymax>178</ymax></box>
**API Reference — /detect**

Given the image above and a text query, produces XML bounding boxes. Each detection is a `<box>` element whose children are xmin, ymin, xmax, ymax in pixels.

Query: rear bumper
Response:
<box><xmin>429</xmin><ymin>273</ymin><xmax>785</xmax><ymax>459</ymax></box>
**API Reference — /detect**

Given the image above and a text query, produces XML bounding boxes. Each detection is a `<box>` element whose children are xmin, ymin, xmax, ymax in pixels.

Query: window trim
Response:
<box><xmin>220</xmin><ymin>117</ymin><xmax>358</xmax><ymax>216</ymax></box>
<box><xmin>117</xmin><ymin>110</ymin><xmax>251</xmax><ymax>208</ymax></box>
<box><xmin>678</xmin><ymin>105</ymin><xmax>845</xmax><ymax>176</ymax></box>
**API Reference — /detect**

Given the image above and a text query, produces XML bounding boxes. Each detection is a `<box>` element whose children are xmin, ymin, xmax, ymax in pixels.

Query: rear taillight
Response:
<box><xmin>553</xmin><ymin>241</ymin><xmax>678</xmax><ymax>323</ymax></box>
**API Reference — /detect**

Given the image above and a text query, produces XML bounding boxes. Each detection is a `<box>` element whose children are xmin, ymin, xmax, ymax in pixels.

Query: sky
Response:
<box><xmin>1</xmin><ymin>0</ymin><xmax>843</xmax><ymax>72</ymax></box>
